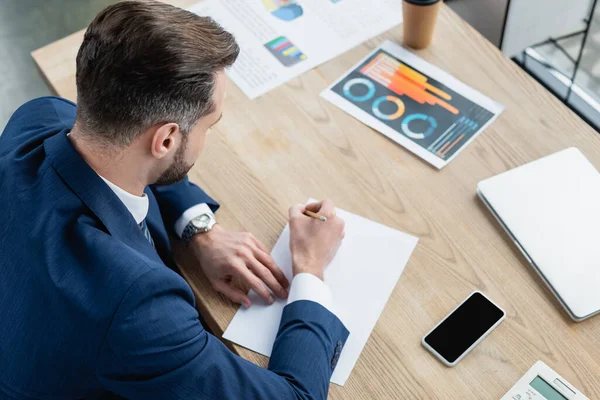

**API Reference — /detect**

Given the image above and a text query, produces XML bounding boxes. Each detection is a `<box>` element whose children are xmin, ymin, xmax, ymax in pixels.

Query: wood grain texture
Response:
<box><xmin>32</xmin><ymin>1</ymin><xmax>600</xmax><ymax>398</ymax></box>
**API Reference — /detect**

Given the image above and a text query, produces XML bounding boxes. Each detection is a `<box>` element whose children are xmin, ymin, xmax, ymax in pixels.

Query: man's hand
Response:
<box><xmin>190</xmin><ymin>224</ymin><xmax>289</xmax><ymax>307</ymax></box>
<box><xmin>289</xmin><ymin>200</ymin><xmax>345</xmax><ymax>280</ymax></box>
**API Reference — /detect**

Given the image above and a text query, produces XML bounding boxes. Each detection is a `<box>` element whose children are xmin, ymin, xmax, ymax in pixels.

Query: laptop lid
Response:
<box><xmin>477</xmin><ymin>148</ymin><xmax>600</xmax><ymax>320</ymax></box>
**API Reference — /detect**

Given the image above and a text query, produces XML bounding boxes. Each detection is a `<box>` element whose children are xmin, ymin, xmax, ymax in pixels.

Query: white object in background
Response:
<box><xmin>501</xmin><ymin>0</ymin><xmax>591</xmax><ymax>57</ymax></box>
<box><xmin>501</xmin><ymin>360</ymin><xmax>588</xmax><ymax>400</ymax></box>
<box><xmin>223</xmin><ymin>199</ymin><xmax>419</xmax><ymax>385</ymax></box>
<box><xmin>477</xmin><ymin>148</ymin><xmax>600</xmax><ymax>321</ymax></box>
<box><xmin>189</xmin><ymin>0</ymin><xmax>403</xmax><ymax>99</ymax></box>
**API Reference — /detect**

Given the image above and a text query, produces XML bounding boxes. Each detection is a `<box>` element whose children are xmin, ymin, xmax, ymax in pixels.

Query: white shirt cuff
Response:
<box><xmin>287</xmin><ymin>273</ymin><xmax>333</xmax><ymax>313</ymax></box>
<box><xmin>174</xmin><ymin>203</ymin><xmax>213</xmax><ymax>238</ymax></box>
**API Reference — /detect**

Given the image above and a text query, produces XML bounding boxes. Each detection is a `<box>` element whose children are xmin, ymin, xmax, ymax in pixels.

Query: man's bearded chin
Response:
<box><xmin>153</xmin><ymin>139</ymin><xmax>193</xmax><ymax>186</ymax></box>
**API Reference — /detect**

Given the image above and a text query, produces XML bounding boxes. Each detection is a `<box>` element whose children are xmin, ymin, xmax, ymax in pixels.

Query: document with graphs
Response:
<box><xmin>322</xmin><ymin>40</ymin><xmax>505</xmax><ymax>168</ymax></box>
<box><xmin>188</xmin><ymin>0</ymin><xmax>403</xmax><ymax>99</ymax></box>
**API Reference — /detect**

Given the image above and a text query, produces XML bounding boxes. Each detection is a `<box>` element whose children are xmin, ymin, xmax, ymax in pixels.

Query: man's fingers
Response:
<box><xmin>252</xmin><ymin>236</ymin><xmax>271</xmax><ymax>256</ymax></box>
<box><xmin>251</xmin><ymin>248</ymin><xmax>289</xmax><ymax>297</ymax></box>
<box><xmin>314</xmin><ymin>199</ymin><xmax>336</xmax><ymax>219</ymax></box>
<box><xmin>291</xmin><ymin>200</ymin><xmax>336</xmax><ymax>220</ymax></box>
<box><xmin>247</xmin><ymin>257</ymin><xmax>287</xmax><ymax>300</ymax></box>
<box><xmin>214</xmin><ymin>281</ymin><xmax>251</xmax><ymax>308</ymax></box>
<box><xmin>238</xmin><ymin>267</ymin><xmax>275</xmax><ymax>305</ymax></box>
<box><xmin>252</xmin><ymin>240</ymin><xmax>289</xmax><ymax>289</ymax></box>
<box><xmin>288</xmin><ymin>204</ymin><xmax>306</xmax><ymax>219</ymax></box>
<box><xmin>257</xmin><ymin>249</ymin><xmax>290</xmax><ymax>290</ymax></box>
<box><xmin>305</xmin><ymin>199</ymin><xmax>334</xmax><ymax>217</ymax></box>
<box><xmin>304</xmin><ymin>201</ymin><xmax>324</xmax><ymax>213</ymax></box>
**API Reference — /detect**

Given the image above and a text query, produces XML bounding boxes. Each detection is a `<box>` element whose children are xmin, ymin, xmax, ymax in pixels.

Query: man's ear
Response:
<box><xmin>151</xmin><ymin>123</ymin><xmax>180</xmax><ymax>159</ymax></box>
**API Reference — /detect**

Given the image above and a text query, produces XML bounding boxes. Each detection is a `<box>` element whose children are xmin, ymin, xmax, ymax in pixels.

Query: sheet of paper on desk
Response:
<box><xmin>223</xmin><ymin>200</ymin><xmax>418</xmax><ymax>385</ymax></box>
<box><xmin>321</xmin><ymin>40</ymin><xmax>505</xmax><ymax>169</ymax></box>
<box><xmin>188</xmin><ymin>0</ymin><xmax>403</xmax><ymax>99</ymax></box>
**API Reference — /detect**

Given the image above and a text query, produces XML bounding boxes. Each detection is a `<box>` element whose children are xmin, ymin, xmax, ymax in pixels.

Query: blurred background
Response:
<box><xmin>2</xmin><ymin>0</ymin><xmax>599</xmax><ymax>131</ymax></box>
<box><xmin>452</xmin><ymin>0</ymin><xmax>600</xmax><ymax>131</ymax></box>
<box><xmin>0</xmin><ymin>0</ymin><xmax>117</xmax><ymax>127</ymax></box>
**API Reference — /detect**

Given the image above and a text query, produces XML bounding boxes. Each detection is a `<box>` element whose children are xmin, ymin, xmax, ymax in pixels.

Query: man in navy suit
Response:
<box><xmin>0</xmin><ymin>2</ymin><xmax>348</xmax><ymax>399</ymax></box>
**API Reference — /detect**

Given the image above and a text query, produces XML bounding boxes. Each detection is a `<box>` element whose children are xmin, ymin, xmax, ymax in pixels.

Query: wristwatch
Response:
<box><xmin>181</xmin><ymin>211</ymin><xmax>217</xmax><ymax>245</ymax></box>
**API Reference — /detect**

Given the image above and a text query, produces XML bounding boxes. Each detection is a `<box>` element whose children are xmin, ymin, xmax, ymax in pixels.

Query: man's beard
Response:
<box><xmin>154</xmin><ymin>136</ymin><xmax>194</xmax><ymax>186</ymax></box>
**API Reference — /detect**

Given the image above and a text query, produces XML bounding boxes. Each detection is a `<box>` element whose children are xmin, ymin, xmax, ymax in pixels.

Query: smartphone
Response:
<box><xmin>422</xmin><ymin>291</ymin><xmax>505</xmax><ymax>367</ymax></box>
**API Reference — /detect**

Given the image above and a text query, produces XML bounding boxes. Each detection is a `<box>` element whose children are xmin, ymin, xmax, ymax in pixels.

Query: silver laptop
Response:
<box><xmin>477</xmin><ymin>147</ymin><xmax>600</xmax><ymax>321</ymax></box>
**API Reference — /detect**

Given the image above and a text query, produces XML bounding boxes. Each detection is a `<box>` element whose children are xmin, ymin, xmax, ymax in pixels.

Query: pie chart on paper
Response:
<box><xmin>262</xmin><ymin>0</ymin><xmax>304</xmax><ymax>21</ymax></box>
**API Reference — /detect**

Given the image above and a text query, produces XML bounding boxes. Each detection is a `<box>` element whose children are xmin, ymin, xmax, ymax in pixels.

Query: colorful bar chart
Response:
<box><xmin>264</xmin><ymin>36</ymin><xmax>307</xmax><ymax>67</ymax></box>
<box><xmin>426</xmin><ymin>107</ymin><xmax>489</xmax><ymax>158</ymax></box>
<box><xmin>360</xmin><ymin>53</ymin><xmax>459</xmax><ymax>115</ymax></box>
<box><xmin>327</xmin><ymin>43</ymin><xmax>501</xmax><ymax>168</ymax></box>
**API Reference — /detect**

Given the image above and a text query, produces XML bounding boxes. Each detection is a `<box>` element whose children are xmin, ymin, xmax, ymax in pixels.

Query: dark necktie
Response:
<box><xmin>139</xmin><ymin>219</ymin><xmax>155</xmax><ymax>248</ymax></box>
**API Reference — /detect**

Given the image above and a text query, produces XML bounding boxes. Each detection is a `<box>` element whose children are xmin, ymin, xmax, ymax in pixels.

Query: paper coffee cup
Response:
<box><xmin>402</xmin><ymin>0</ymin><xmax>442</xmax><ymax>49</ymax></box>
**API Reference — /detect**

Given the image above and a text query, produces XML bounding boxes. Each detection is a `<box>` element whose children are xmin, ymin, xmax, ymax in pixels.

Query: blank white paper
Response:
<box><xmin>222</xmin><ymin>200</ymin><xmax>418</xmax><ymax>385</ymax></box>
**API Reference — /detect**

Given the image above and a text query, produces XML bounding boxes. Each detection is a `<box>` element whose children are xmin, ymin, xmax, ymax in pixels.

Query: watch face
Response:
<box><xmin>192</xmin><ymin>214</ymin><xmax>212</xmax><ymax>229</ymax></box>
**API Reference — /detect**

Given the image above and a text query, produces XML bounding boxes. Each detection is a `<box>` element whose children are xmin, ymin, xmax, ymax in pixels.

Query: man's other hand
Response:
<box><xmin>190</xmin><ymin>225</ymin><xmax>289</xmax><ymax>307</ymax></box>
<box><xmin>289</xmin><ymin>200</ymin><xmax>345</xmax><ymax>280</ymax></box>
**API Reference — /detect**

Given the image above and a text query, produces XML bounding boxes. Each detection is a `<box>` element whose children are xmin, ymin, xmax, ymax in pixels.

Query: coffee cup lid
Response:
<box><xmin>404</xmin><ymin>0</ymin><xmax>440</xmax><ymax>5</ymax></box>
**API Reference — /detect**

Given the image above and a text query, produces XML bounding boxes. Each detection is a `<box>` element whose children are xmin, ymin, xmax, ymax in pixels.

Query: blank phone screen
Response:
<box><xmin>424</xmin><ymin>292</ymin><xmax>504</xmax><ymax>363</ymax></box>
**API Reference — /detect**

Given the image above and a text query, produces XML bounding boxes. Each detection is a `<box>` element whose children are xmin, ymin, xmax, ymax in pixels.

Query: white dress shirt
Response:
<box><xmin>99</xmin><ymin>176</ymin><xmax>333</xmax><ymax>312</ymax></box>
<box><xmin>99</xmin><ymin>177</ymin><xmax>149</xmax><ymax>224</ymax></box>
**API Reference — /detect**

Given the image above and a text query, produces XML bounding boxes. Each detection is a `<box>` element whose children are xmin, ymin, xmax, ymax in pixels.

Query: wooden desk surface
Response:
<box><xmin>32</xmin><ymin>1</ymin><xmax>600</xmax><ymax>398</ymax></box>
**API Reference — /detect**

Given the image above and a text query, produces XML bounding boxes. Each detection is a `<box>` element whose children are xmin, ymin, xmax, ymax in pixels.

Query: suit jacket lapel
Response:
<box><xmin>44</xmin><ymin>130</ymin><xmax>162</xmax><ymax>262</ymax></box>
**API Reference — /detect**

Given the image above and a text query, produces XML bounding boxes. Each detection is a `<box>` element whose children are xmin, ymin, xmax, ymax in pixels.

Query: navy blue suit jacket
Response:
<box><xmin>0</xmin><ymin>97</ymin><xmax>349</xmax><ymax>399</ymax></box>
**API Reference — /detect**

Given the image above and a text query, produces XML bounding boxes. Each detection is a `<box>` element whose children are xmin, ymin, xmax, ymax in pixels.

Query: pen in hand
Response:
<box><xmin>303</xmin><ymin>209</ymin><xmax>327</xmax><ymax>222</ymax></box>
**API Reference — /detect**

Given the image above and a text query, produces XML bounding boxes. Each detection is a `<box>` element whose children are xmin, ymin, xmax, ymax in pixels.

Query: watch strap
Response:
<box><xmin>181</xmin><ymin>223</ymin><xmax>198</xmax><ymax>246</ymax></box>
<box><xmin>181</xmin><ymin>212</ymin><xmax>216</xmax><ymax>246</ymax></box>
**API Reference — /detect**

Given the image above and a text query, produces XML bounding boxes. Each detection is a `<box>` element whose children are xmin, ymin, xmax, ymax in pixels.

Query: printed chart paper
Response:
<box><xmin>189</xmin><ymin>0</ymin><xmax>403</xmax><ymax>99</ymax></box>
<box><xmin>322</xmin><ymin>40</ymin><xmax>505</xmax><ymax>168</ymax></box>
<box><xmin>223</xmin><ymin>200</ymin><xmax>419</xmax><ymax>385</ymax></box>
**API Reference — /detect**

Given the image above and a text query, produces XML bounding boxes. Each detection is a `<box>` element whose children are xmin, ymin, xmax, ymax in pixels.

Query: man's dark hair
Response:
<box><xmin>75</xmin><ymin>1</ymin><xmax>239</xmax><ymax>146</ymax></box>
